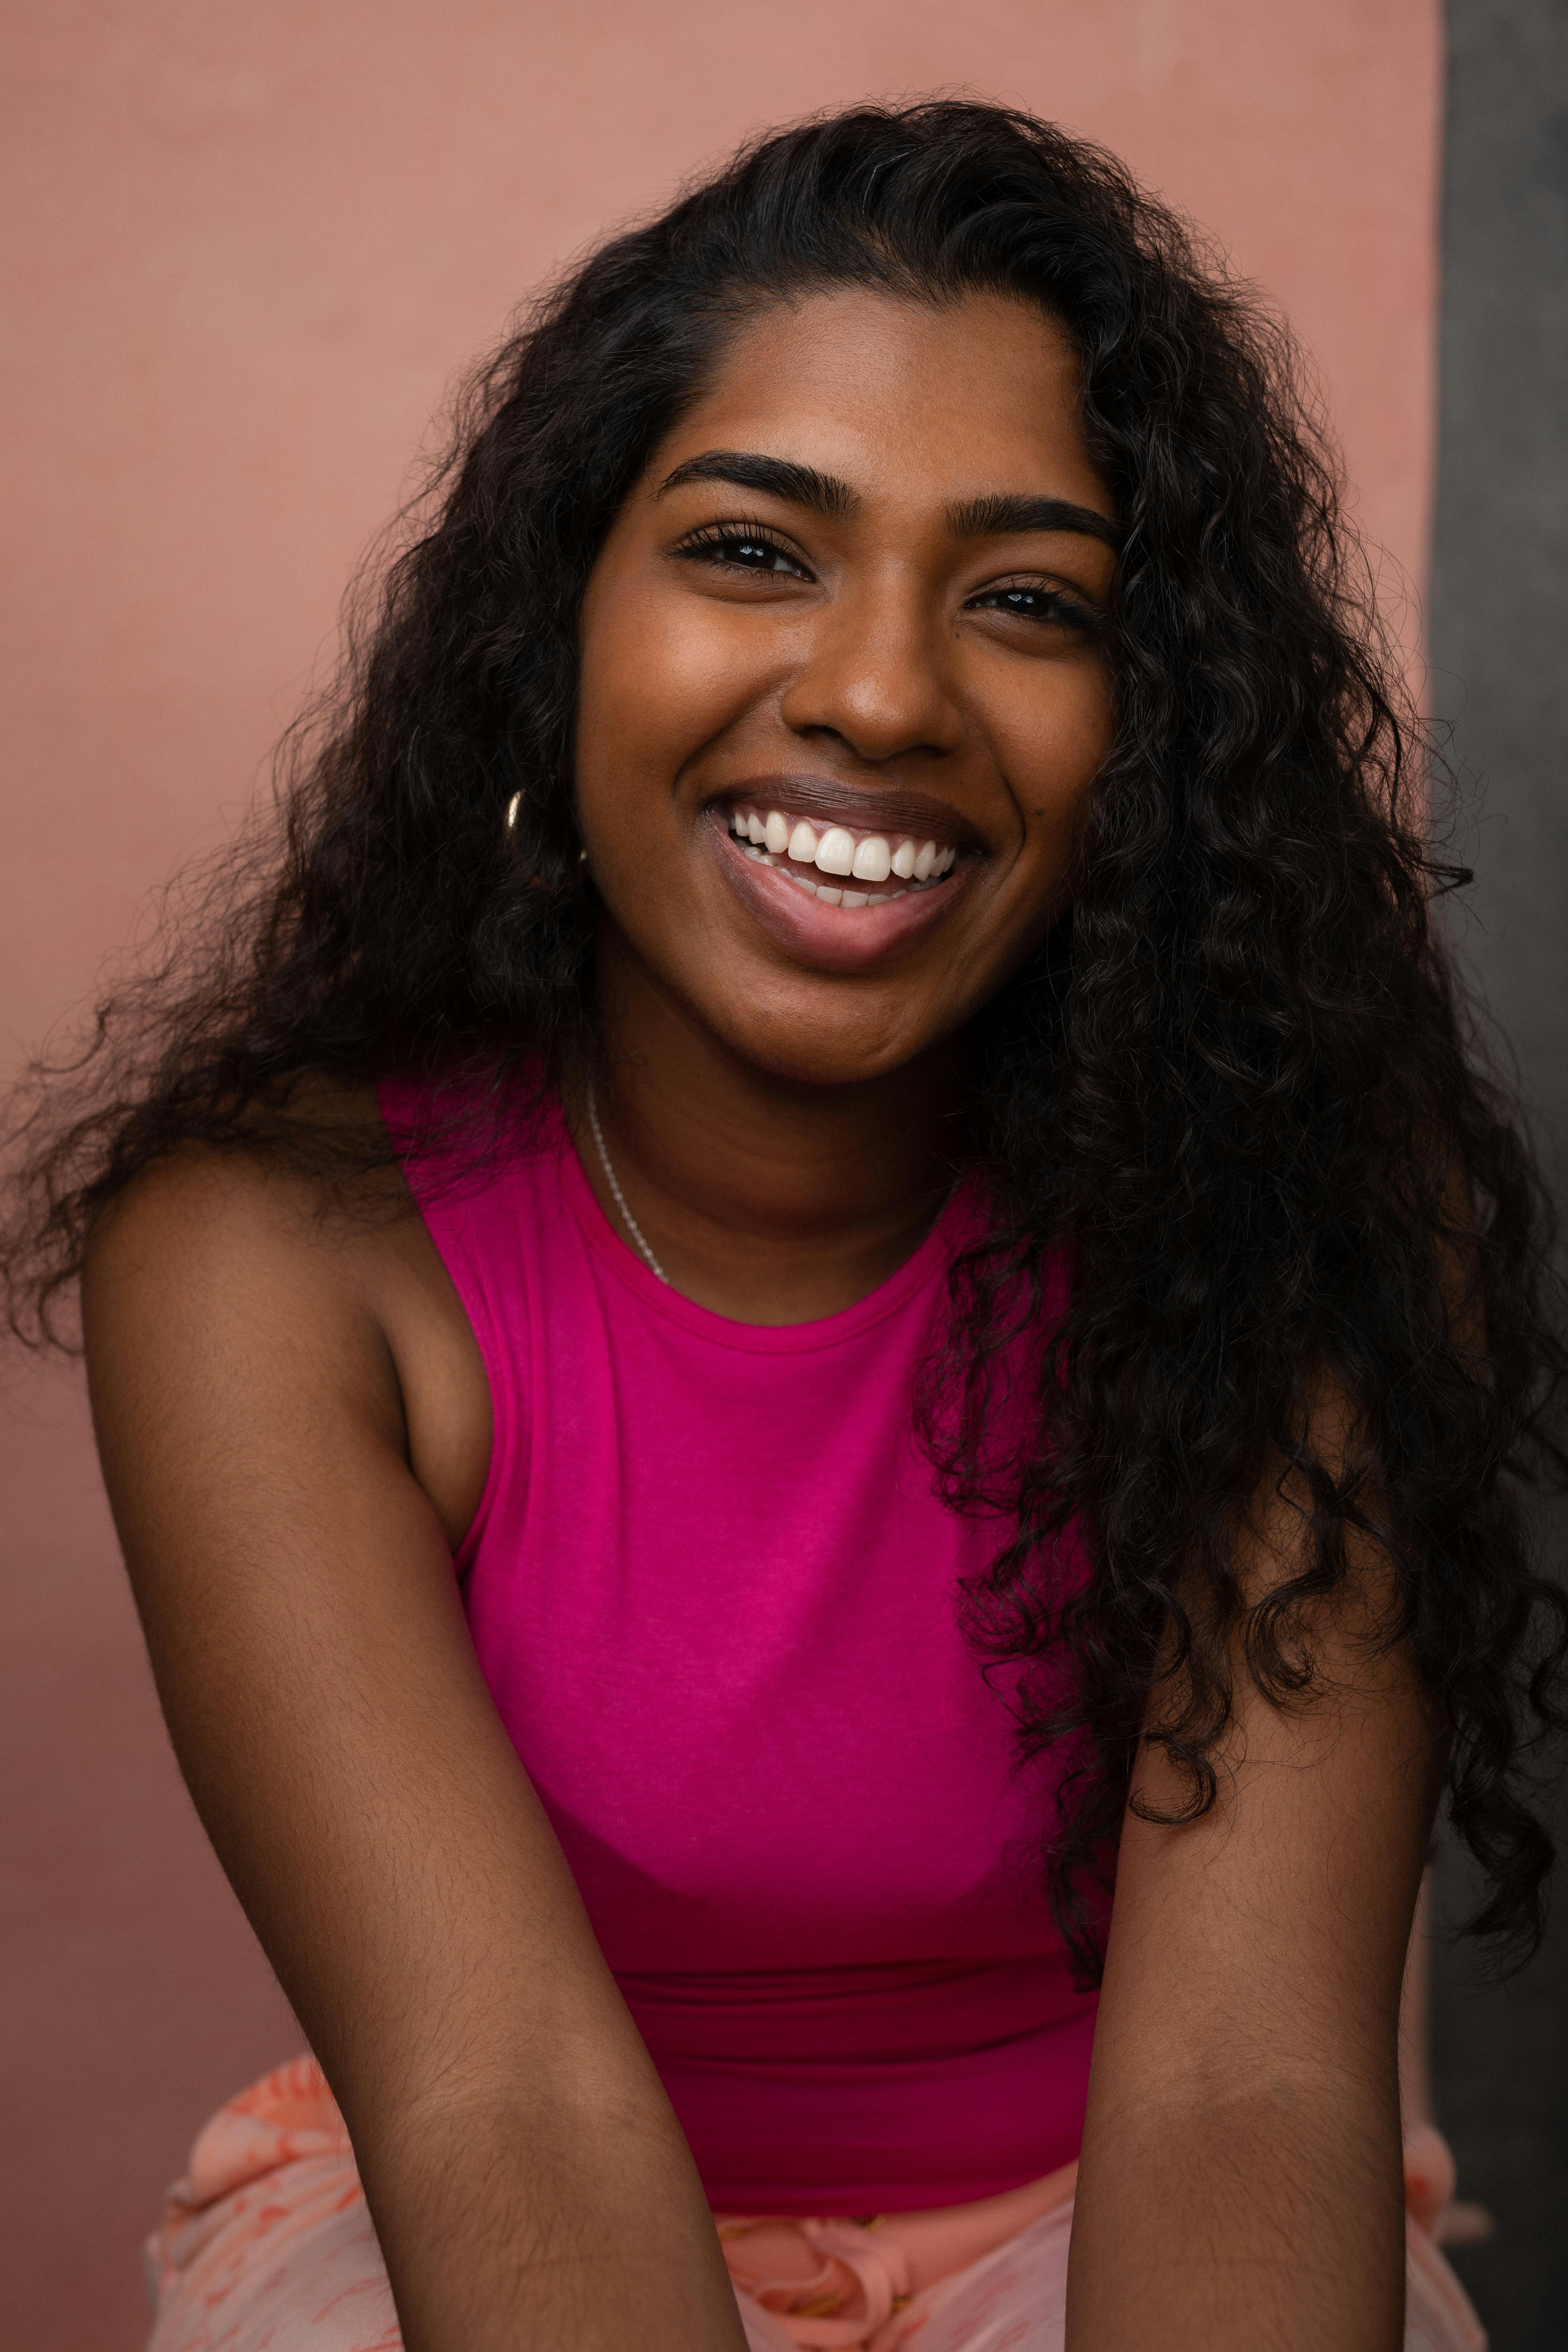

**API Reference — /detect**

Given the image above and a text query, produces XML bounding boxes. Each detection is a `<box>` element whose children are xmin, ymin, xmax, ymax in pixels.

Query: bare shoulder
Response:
<box><xmin>82</xmin><ymin>1081</ymin><xmax>491</xmax><ymax>1551</ymax></box>
<box><xmin>83</xmin><ymin>1086</ymin><xmax>394</xmax><ymax>1376</ymax></box>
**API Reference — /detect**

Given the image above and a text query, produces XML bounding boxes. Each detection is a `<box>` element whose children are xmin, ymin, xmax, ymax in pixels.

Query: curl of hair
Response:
<box><xmin>6</xmin><ymin>100</ymin><xmax>1565</xmax><ymax>1979</ymax></box>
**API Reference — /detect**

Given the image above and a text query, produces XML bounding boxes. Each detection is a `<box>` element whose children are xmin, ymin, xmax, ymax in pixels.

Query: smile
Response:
<box><xmin>724</xmin><ymin>804</ymin><xmax>960</xmax><ymax>909</ymax></box>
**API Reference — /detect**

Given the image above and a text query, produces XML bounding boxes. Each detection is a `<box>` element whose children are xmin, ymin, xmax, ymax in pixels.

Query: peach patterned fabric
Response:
<box><xmin>145</xmin><ymin>2059</ymin><xmax>1488</xmax><ymax>2352</ymax></box>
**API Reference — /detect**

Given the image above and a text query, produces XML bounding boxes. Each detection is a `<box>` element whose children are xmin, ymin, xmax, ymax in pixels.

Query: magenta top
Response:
<box><xmin>383</xmin><ymin>1086</ymin><xmax>1097</xmax><ymax>2213</ymax></box>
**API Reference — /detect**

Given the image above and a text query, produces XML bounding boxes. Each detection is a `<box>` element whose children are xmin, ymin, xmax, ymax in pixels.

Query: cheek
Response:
<box><xmin>576</xmin><ymin>604</ymin><xmax>665</xmax><ymax>794</ymax></box>
<box><xmin>1000</xmin><ymin>666</ymin><xmax>1114</xmax><ymax>844</ymax></box>
<box><xmin>579</xmin><ymin>590</ymin><xmax>780</xmax><ymax>794</ymax></box>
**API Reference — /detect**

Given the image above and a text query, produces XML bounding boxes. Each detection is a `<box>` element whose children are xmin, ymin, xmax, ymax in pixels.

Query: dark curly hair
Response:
<box><xmin>6</xmin><ymin>100</ymin><xmax>1565</xmax><ymax>1980</ymax></box>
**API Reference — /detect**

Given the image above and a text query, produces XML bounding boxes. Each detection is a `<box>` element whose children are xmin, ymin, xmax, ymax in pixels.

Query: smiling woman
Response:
<box><xmin>579</xmin><ymin>300</ymin><xmax>1116</xmax><ymax>1050</ymax></box>
<box><xmin>569</xmin><ymin>291</ymin><xmax>1123</xmax><ymax>1330</ymax></box>
<box><xmin>2</xmin><ymin>100</ymin><xmax>1560</xmax><ymax>2352</ymax></box>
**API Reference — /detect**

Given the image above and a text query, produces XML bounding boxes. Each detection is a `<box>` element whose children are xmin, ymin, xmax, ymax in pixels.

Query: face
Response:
<box><xmin>575</xmin><ymin>287</ymin><xmax>1117</xmax><ymax>1087</ymax></box>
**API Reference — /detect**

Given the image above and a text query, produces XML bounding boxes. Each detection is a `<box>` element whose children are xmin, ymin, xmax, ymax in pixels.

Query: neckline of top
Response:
<box><xmin>554</xmin><ymin>1102</ymin><xmax>975</xmax><ymax>1356</ymax></box>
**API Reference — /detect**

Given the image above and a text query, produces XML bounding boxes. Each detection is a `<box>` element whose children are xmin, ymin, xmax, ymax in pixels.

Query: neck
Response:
<box><xmin>573</xmin><ymin>925</ymin><xmax>960</xmax><ymax>1324</ymax></box>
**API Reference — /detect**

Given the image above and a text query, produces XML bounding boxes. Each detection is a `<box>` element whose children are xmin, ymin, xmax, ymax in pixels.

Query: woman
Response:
<box><xmin>5</xmin><ymin>100</ymin><xmax>1559</xmax><ymax>2352</ymax></box>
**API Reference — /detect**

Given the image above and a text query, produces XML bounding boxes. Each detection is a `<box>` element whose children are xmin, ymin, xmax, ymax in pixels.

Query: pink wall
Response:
<box><xmin>1</xmin><ymin>7</ymin><xmax>1440</xmax><ymax>2344</ymax></box>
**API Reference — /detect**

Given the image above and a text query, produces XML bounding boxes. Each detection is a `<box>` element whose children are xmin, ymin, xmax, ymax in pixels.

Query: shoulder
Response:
<box><xmin>82</xmin><ymin>1082</ymin><xmax>493</xmax><ymax>1553</ymax></box>
<box><xmin>83</xmin><ymin>1082</ymin><xmax>399</xmax><ymax>1331</ymax></box>
<box><xmin>80</xmin><ymin>1105</ymin><xmax>398</xmax><ymax>1496</ymax></box>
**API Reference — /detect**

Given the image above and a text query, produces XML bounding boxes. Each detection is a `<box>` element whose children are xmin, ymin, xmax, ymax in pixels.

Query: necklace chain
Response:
<box><xmin>586</xmin><ymin>1080</ymin><xmax>671</xmax><ymax>1286</ymax></box>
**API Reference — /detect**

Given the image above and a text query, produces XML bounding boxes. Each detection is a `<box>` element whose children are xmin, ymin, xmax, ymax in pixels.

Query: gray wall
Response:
<box><xmin>1429</xmin><ymin>2</ymin><xmax>1568</xmax><ymax>2345</ymax></box>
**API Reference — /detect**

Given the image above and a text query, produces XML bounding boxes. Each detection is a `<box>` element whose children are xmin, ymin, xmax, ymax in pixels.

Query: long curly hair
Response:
<box><xmin>6</xmin><ymin>100</ymin><xmax>1565</xmax><ymax>1979</ymax></box>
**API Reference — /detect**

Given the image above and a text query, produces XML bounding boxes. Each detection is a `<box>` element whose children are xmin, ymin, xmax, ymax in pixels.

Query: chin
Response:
<box><xmin>709</xmin><ymin>987</ymin><xmax>943</xmax><ymax>1091</ymax></box>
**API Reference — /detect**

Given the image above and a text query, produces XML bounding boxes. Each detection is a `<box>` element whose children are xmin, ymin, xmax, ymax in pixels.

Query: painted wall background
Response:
<box><xmin>1</xmin><ymin>5</ymin><xmax>1444</xmax><ymax>2346</ymax></box>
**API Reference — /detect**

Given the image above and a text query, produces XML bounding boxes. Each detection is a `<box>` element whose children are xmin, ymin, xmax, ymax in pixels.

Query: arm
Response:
<box><xmin>84</xmin><ymin>1155</ymin><xmax>747</xmax><ymax>2352</ymax></box>
<box><xmin>1065</xmin><ymin>1443</ymin><xmax>1438</xmax><ymax>2352</ymax></box>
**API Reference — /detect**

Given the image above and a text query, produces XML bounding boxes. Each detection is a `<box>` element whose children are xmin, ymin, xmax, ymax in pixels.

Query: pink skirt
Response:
<box><xmin>143</xmin><ymin>2057</ymin><xmax>1488</xmax><ymax>2352</ymax></box>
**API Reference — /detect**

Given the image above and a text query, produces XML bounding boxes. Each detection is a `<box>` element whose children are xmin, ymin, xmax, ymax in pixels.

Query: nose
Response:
<box><xmin>777</xmin><ymin>570</ymin><xmax>962</xmax><ymax>765</ymax></box>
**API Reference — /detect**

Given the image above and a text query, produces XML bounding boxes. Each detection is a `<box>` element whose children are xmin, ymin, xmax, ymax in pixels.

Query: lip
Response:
<box><xmin>706</xmin><ymin>805</ymin><xmax>975</xmax><ymax>974</ymax></box>
<box><xmin>712</xmin><ymin>771</ymin><xmax>984</xmax><ymax>852</ymax></box>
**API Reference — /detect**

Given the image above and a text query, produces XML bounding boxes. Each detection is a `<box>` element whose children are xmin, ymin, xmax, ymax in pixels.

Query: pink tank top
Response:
<box><xmin>383</xmin><ymin>1085</ymin><xmax>1097</xmax><ymax>2212</ymax></box>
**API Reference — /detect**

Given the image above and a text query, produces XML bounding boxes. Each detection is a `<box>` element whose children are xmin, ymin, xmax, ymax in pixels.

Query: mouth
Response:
<box><xmin>720</xmin><ymin>799</ymin><xmax>962</xmax><ymax>908</ymax></box>
<box><xmin>705</xmin><ymin>784</ymin><xmax>978</xmax><ymax>976</ymax></box>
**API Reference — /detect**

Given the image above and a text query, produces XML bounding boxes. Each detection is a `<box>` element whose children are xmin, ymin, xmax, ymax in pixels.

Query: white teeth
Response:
<box><xmin>727</xmin><ymin>805</ymin><xmax>960</xmax><ymax>903</ymax></box>
<box><xmin>814</xmin><ymin>826</ymin><xmax>856</xmax><ymax>877</ymax></box>
<box><xmin>779</xmin><ymin>865</ymin><xmax>910</xmax><ymax>908</ymax></box>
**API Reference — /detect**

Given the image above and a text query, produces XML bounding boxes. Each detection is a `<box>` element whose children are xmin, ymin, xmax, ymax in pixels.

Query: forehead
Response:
<box><xmin>652</xmin><ymin>286</ymin><xmax>1105</xmax><ymax>514</ymax></box>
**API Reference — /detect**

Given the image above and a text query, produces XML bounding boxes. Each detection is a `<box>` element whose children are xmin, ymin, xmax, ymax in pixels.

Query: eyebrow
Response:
<box><xmin>946</xmin><ymin>492</ymin><xmax>1122</xmax><ymax>552</ymax></box>
<box><xmin>658</xmin><ymin>450</ymin><xmax>859</xmax><ymax>520</ymax></box>
<box><xmin>657</xmin><ymin>449</ymin><xmax>1122</xmax><ymax>552</ymax></box>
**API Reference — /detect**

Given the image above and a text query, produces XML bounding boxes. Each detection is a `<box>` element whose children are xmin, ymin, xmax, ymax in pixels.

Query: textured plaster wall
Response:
<box><xmin>0</xmin><ymin>6</ymin><xmax>1440</xmax><ymax>2346</ymax></box>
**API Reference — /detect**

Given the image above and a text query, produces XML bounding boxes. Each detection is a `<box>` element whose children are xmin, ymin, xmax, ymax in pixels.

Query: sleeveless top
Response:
<box><xmin>382</xmin><ymin>1084</ymin><xmax>1097</xmax><ymax>2213</ymax></box>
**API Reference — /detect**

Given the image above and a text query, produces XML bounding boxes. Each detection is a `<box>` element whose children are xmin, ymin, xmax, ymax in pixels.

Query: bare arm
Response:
<box><xmin>1065</xmin><ymin>1447</ymin><xmax>1438</xmax><ymax>2352</ymax></box>
<box><xmin>84</xmin><ymin>1156</ymin><xmax>747</xmax><ymax>2352</ymax></box>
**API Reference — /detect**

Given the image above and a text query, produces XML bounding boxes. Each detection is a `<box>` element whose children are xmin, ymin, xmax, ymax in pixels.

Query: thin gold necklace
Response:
<box><xmin>586</xmin><ymin>1080</ymin><xmax>671</xmax><ymax>1286</ymax></box>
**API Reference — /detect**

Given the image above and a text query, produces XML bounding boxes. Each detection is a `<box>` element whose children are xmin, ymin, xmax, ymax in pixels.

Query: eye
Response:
<box><xmin>968</xmin><ymin>580</ymin><xmax>1103</xmax><ymax>632</ymax></box>
<box><xmin>673</xmin><ymin>520</ymin><xmax>815</xmax><ymax>582</ymax></box>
